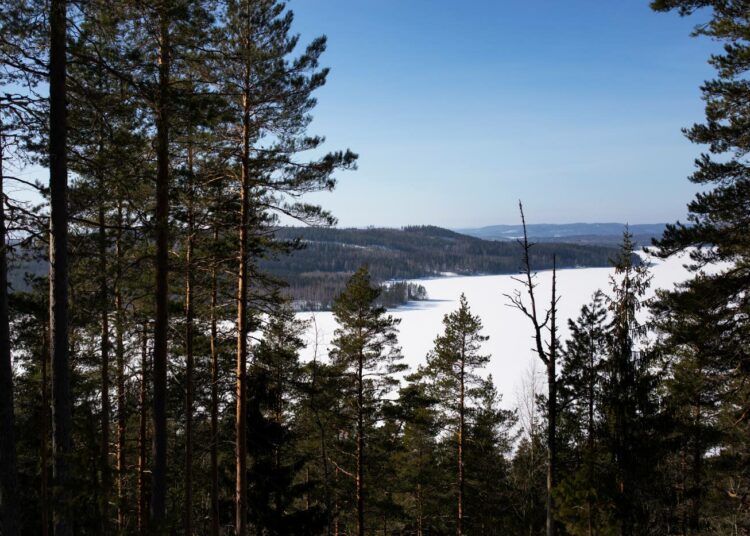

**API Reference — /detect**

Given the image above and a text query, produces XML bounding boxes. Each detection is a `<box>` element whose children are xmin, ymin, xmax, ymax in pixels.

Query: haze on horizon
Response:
<box><xmin>290</xmin><ymin>1</ymin><xmax>717</xmax><ymax>229</ymax></box>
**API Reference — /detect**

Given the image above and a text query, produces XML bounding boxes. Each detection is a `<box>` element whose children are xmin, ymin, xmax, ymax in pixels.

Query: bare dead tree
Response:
<box><xmin>505</xmin><ymin>201</ymin><xmax>560</xmax><ymax>536</ymax></box>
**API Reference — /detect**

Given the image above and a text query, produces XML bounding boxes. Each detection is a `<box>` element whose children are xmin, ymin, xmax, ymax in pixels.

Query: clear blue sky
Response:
<box><xmin>288</xmin><ymin>1</ymin><xmax>716</xmax><ymax>228</ymax></box>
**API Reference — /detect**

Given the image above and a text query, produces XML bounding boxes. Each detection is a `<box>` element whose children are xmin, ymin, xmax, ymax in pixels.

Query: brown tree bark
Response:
<box><xmin>0</xmin><ymin>114</ymin><xmax>19</xmax><ymax>536</ymax></box>
<box><xmin>151</xmin><ymin>3</ymin><xmax>170</xmax><ymax>530</ymax></box>
<box><xmin>546</xmin><ymin>261</ymin><xmax>558</xmax><ymax>536</ymax></box>
<box><xmin>98</xmin><ymin>173</ymin><xmax>111</xmax><ymax>535</ymax></box>
<box><xmin>457</xmin><ymin>348</ymin><xmax>465</xmax><ymax>536</ymax></box>
<box><xmin>183</xmin><ymin>135</ymin><xmax>195</xmax><ymax>536</ymax></box>
<box><xmin>356</xmin><ymin>350</ymin><xmax>364</xmax><ymax>536</ymax></box>
<box><xmin>137</xmin><ymin>325</ymin><xmax>148</xmax><ymax>536</ymax></box>
<box><xmin>41</xmin><ymin>325</ymin><xmax>50</xmax><ymax>536</ymax></box>
<box><xmin>235</xmin><ymin>49</ymin><xmax>251</xmax><ymax>536</ymax></box>
<box><xmin>115</xmin><ymin>200</ymin><xmax>126</xmax><ymax>532</ymax></box>
<box><xmin>210</xmin><ymin>226</ymin><xmax>220</xmax><ymax>536</ymax></box>
<box><xmin>49</xmin><ymin>1</ymin><xmax>72</xmax><ymax>534</ymax></box>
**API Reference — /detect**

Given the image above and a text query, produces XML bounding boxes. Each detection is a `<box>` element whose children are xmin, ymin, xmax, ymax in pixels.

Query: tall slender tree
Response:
<box><xmin>425</xmin><ymin>294</ymin><xmax>489</xmax><ymax>536</ymax></box>
<box><xmin>0</xmin><ymin>106</ymin><xmax>19</xmax><ymax>536</ymax></box>
<box><xmin>329</xmin><ymin>266</ymin><xmax>404</xmax><ymax>536</ymax></box>
<box><xmin>48</xmin><ymin>1</ymin><xmax>72</xmax><ymax>534</ymax></box>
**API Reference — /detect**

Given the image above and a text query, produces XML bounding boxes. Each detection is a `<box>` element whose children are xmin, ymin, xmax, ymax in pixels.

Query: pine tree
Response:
<box><xmin>651</xmin><ymin>0</ymin><xmax>750</xmax><ymax>528</ymax></box>
<box><xmin>463</xmin><ymin>377</ymin><xmax>517</xmax><ymax>535</ymax></box>
<box><xmin>48</xmin><ymin>1</ymin><xmax>73</xmax><ymax>534</ymax></box>
<box><xmin>246</xmin><ymin>305</ymin><xmax>325</xmax><ymax>535</ymax></box>
<box><xmin>425</xmin><ymin>293</ymin><xmax>490</xmax><ymax>536</ymax></box>
<box><xmin>391</xmin><ymin>372</ymin><xmax>446</xmax><ymax>535</ymax></box>
<box><xmin>329</xmin><ymin>266</ymin><xmax>405</xmax><ymax>536</ymax></box>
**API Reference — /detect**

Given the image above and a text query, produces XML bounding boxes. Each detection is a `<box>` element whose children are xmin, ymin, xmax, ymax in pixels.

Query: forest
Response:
<box><xmin>261</xmin><ymin>226</ymin><xmax>624</xmax><ymax>309</ymax></box>
<box><xmin>0</xmin><ymin>1</ymin><xmax>748</xmax><ymax>536</ymax></box>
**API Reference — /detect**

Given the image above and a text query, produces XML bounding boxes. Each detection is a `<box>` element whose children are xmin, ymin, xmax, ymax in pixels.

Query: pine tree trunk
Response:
<box><xmin>151</xmin><ymin>5</ymin><xmax>170</xmax><ymax>530</ymax></box>
<box><xmin>138</xmin><ymin>325</ymin><xmax>148</xmax><ymax>536</ymax></box>
<box><xmin>210</xmin><ymin>225</ymin><xmax>219</xmax><ymax>536</ymax></box>
<box><xmin>235</xmin><ymin>74</ymin><xmax>251</xmax><ymax>536</ymax></box>
<box><xmin>0</xmin><ymin>115</ymin><xmax>19</xmax><ymax>536</ymax></box>
<box><xmin>41</xmin><ymin>327</ymin><xmax>50</xmax><ymax>536</ymax></box>
<box><xmin>49</xmin><ymin>1</ymin><xmax>72</xmax><ymax>534</ymax></box>
<box><xmin>183</xmin><ymin>136</ymin><xmax>195</xmax><ymax>536</ymax></box>
<box><xmin>115</xmin><ymin>200</ymin><xmax>126</xmax><ymax>532</ymax></box>
<box><xmin>98</xmin><ymin>174</ymin><xmax>111</xmax><ymax>536</ymax></box>
<box><xmin>457</xmin><ymin>352</ymin><xmax>465</xmax><ymax>536</ymax></box>
<box><xmin>587</xmin><ymin>338</ymin><xmax>595</xmax><ymax>536</ymax></box>
<box><xmin>356</xmin><ymin>350</ymin><xmax>365</xmax><ymax>536</ymax></box>
<box><xmin>546</xmin><ymin>263</ymin><xmax>558</xmax><ymax>536</ymax></box>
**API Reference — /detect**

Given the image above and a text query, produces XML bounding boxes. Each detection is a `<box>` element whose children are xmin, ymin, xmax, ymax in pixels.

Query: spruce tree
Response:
<box><xmin>556</xmin><ymin>291</ymin><xmax>609</xmax><ymax>535</ymax></box>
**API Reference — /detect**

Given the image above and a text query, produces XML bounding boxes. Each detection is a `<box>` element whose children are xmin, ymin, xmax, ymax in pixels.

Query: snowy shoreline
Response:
<box><xmin>298</xmin><ymin>251</ymin><xmax>693</xmax><ymax>409</ymax></box>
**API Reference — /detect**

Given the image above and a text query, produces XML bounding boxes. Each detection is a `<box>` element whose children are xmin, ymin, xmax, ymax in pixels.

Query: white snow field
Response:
<box><xmin>298</xmin><ymin>251</ymin><xmax>694</xmax><ymax>409</ymax></box>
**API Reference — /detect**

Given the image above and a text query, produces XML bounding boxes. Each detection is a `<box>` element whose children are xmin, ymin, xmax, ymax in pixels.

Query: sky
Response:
<box><xmin>286</xmin><ymin>0</ymin><xmax>717</xmax><ymax>228</ymax></box>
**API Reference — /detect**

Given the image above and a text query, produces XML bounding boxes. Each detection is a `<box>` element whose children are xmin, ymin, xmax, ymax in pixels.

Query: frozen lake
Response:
<box><xmin>298</xmin><ymin>251</ymin><xmax>694</xmax><ymax>409</ymax></box>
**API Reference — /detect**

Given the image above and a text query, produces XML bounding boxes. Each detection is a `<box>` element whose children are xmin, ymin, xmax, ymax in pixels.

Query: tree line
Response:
<box><xmin>262</xmin><ymin>226</ymin><xmax>626</xmax><ymax>310</ymax></box>
<box><xmin>0</xmin><ymin>0</ymin><xmax>748</xmax><ymax>535</ymax></box>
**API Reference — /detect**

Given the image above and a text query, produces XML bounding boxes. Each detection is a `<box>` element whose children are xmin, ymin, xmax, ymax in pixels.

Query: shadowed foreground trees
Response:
<box><xmin>3</xmin><ymin>0</ymin><xmax>750</xmax><ymax>535</ymax></box>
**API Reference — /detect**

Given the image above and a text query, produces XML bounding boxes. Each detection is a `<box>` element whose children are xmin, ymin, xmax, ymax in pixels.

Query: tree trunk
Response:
<box><xmin>49</xmin><ymin>1</ymin><xmax>72</xmax><ymax>534</ymax></box>
<box><xmin>183</xmin><ymin>135</ymin><xmax>195</xmax><ymax>536</ymax></box>
<box><xmin>115</xmin><ymin>200</ymin><xmax>126</xmax><ymax>532</ymax></box>
<box><xmin>0</xmin><ymin>114</ymin><xmax>19</xmax><ymax>536</ymax></box>
<box><xmin>457</xmin><ymin>352</ymin><xmax>465</xmax><ymax>536</ymax></box>
<box><xmin>151</xmin><ymin>4</ymin><xmax>170</xmax><ymax>530</ymax></box>
<box><xmin>235</xmin><ymin>80</ymin><xmax>251</xmax><ymax>536</ymax></box>
<box><xmin>210</xmin><ymin>226</ymin><xmax>220</xmax><ymax>536</ymax></box>
<box><xmin>137</xmin><ymin>325</ymin><xmax>148</xmax><ymax>536</ymax></box>
<box><xmin>546</xmin><ymin>262</ymin><xmax>558</xmax><ymax>536</ymax></box>
<box><xmin>356</xmin><ymin>350</ymin><xmax>365</xmax><ymax>536</ymax></box>
<box><xmin>587</xmin><ymin>334</ymin><xmax>595</xmax><ymax>536</ymax></box>
<box><xmin>41</xmin><ymin>325</ymin><xmax>50</xmax><ymax>536</ymax></box>
<box><xmin>98</xmin><ymin>173</ymin><xmax>111</xmax><ymax>535</ymax></box>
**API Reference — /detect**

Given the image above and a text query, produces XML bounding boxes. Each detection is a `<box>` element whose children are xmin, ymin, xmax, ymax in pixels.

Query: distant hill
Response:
<box><xmin>263</xmin><ymin>225</ymin><xmax>629</xmax><ymax>309</ymax></box>
<box><xmin>8</xmin><ymin>225</ymin><xmax>633</xmax><ymax>311</ymax></box>
<box><xmin>456</xmin><ymin>223</ymin><xmax>666</xmax><ymax>246</ymax></box>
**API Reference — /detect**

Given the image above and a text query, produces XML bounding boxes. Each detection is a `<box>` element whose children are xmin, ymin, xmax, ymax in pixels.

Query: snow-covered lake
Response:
<box><xmin>298</xmin><ymin>252</ymin><xmax>693</xmax><ymax>409</ymax></box>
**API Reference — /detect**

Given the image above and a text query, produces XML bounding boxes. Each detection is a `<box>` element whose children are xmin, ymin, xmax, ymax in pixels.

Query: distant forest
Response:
<box><xmin>261</xmin><ymin>225</ymin><xmax>626</xmax><ymax>309</ymax></box>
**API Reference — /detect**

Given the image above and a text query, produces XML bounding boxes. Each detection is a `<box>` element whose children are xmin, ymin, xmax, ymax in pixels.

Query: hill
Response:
<box><xmin>8</xmin><ymin>226</ymin><xmax>631</xmax><ymax>311</ymax></box>
<box><xmin>261</xmin><ymin>225</ymin><xmax>628</xmax><ymax>309</ymax></box>
<box><xmin>456</xmin><ymin>222</ymin><xmax>666</xmax><ymax>246</ymax></box>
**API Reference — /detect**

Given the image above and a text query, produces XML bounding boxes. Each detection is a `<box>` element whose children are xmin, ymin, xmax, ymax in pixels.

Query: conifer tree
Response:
<box><xmin>392</xmin><ymin>372</ymin><xmax>445</xmax><ymax>535</ymax></box>
<box><xmin>246</xmin><ymin>305</ymin><xmax>325</xmax><ymax>535</ymax></box>
<box><xmin>463</xmin><ymin>377</ymin><xmax>517</xmax><ymax>535</ymax></box>
<box><xmin>651</xmin><ymin>0</ymin><xmax>750</xmax><ymax>527</ymax></box>
<box><xmin>425</xmin><ymin>294</ymin><xmax>489</xmax><ymax>536</ymax></box>
<box><xmin>556</xmin><ymin>291</ymin><xmax>609</xmax><ymax>535</ymax></box>
<box><xmin>0</xmin><ymin>86</ymin><xmax>19</xmax><ymax>536</ymax></box>
<box><xmin>329</xmin><ymin>266</ymin><xmax>404</xmax><ymax>536</ymax></box>
<box><xmin>602</xmin><ymin>231</ymin><xmax>659</xmax><ymax>535</ymax></box>
<box><xmin>48</xmin><ymin>1</ymin><xmax>72</xmax><ymax>534</ymax></box>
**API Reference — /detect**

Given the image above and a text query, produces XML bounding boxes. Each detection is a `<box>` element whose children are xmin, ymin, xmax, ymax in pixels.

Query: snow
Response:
<box><xmin>298</xmin><ymin>251</ymin><xmax>695</xmax><ymax>409</ymax></box>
